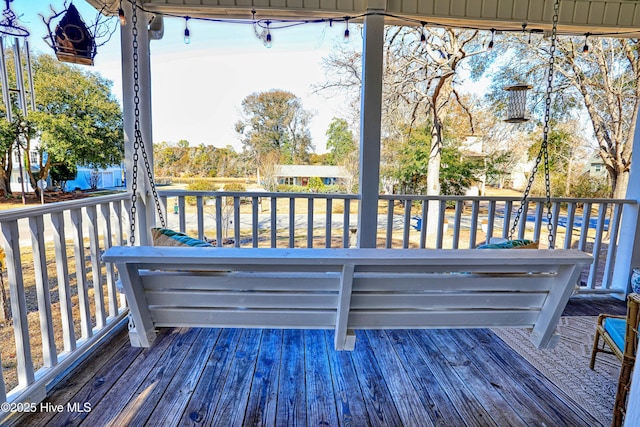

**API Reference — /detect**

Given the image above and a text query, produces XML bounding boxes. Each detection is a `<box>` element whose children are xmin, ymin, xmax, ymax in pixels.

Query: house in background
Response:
<box><xmin>9</xmin><ymin>149</ymin><xmax>124</xmax><ymax>192</ymax></box>
<box><xmin>585</xmin><ymin>154</ymin><xmax>608</xmax><ymax>179</ymax></box>
<box><xmin>276</xmin><ymin>165</ymin><xmax>348</xmax><ymax>187</ymax></box>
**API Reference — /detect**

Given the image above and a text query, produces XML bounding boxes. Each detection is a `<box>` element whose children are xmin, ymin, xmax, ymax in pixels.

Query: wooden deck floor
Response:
<box><xmin>18</xmin><ymin>297</ymin><xmax>626</xmax><ymax>427</ymax></box>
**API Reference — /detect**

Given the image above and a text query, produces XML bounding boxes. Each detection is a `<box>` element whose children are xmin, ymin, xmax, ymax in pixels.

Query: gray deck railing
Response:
<box><xmin>0</xmin><ymin>189</ymin><xmax>635</xmax><ymax>424</ymax></box>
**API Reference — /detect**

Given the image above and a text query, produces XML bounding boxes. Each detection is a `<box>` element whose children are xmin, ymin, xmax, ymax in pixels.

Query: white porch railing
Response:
<box><xmin>0</xmin><ymin>190</ymin><xmax>635</xmax><ymax>425</ymax></box>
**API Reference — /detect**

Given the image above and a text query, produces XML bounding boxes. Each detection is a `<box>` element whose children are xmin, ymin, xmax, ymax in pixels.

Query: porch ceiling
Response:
<box><xmin>87</xmin><ymin>0</ymin><xmax>640</xmax><ymax>37</ymax></box>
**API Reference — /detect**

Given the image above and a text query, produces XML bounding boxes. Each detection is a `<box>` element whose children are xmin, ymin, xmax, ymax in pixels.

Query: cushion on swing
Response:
<box><xmin>476</xmin><ymin>239</ymin><xmax>539</xmax><ymax>249</ymax></box>
<box><xmin>151</xmin><ymin>227</ymin><xmax>213</xmax><ymax>247</ymax></box>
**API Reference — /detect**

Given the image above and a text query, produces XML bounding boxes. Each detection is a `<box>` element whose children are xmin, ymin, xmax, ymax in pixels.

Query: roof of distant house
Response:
<box><xmin>276</xmin><ymin>165</ymin><xmax>348</xmax><ymax>178</ymax></box>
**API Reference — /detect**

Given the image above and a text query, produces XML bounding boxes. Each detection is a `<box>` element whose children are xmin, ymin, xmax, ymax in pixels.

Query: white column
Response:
<box><xmin>611</xmin><ymin>114</ymin><xmax>640</xmax><ymax>296</ymax></box>
<box><xmin>120</xmin><ymin>2</ymin><xmax>155</xmax><ymax>245</ymax></box>
<box><xmin>357</xmin><ymin>7</ymin><xmax>385</xmax><ymax>248</ymax></box>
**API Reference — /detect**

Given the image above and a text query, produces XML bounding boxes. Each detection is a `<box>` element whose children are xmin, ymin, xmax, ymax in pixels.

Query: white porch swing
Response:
<box><xmin>102</xmin><ymin>0</ymin><xmax>592</xmax><ymax>351</ymax></box>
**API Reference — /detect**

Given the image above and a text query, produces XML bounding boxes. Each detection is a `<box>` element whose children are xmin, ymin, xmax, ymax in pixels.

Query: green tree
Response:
<box><xmin>28</xmin><ymin>53</ymin><xmax>123</xmax><ymax>192</ymax></box>
<box><xmin>325</xmin><ymin>118</ymin><xmax>356</xmax><ymax>165</ymax></box>
<box><xmin>235</xmin><ymin>89</ymin><xmax>314</xmax><ymax>180</ymax></box>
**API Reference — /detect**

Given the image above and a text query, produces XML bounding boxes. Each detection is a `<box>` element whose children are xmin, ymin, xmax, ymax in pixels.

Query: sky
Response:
<box><xmin>18</xmin><ymin>1</ymin><xmax>356</xmax><ymax>153</ymax></box>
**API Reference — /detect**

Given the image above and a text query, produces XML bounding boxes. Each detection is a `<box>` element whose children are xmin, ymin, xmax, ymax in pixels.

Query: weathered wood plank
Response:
<box><xmin>97</xmin><ymin>327</ymin><xmax>202</xmax><ymax>426</ymax></box>
<box><xmin>77</xmin><ymin>327</ymin><xmax>185</xmax><ymax>426</ymax></box>
<box><xmin>349</xmin><ymin>331</ymin><xmax>403</xmax><ymax>426</ymax></box>
<box><xmin>385</xmin><ymin>330</ymin><xmax>467</xmax><ymax>425</ymax></box>
<box><xmin>408</xmin><ymin>329</ymin><xmax>496</xmax><ymax>426</ymax></box>
<box><xmin>21</xmin><ymin>327</ymin><xmax>132</xmax><ymax>427</ymax></box>
<box><xmin>447</xmin><ymin>328</ymin><xmax>584</xmax><ymax>425</ymax></box>
<box><xmin>364</xmin><ymin>330</ymin><xmax>435</xmax><ymax>426</ymax></box>
<box><xmin>462</xmin><ymin>328</ymin><xmax>603</xmax><ymax>426</ymax></box>
<box><xmin>176</xmin><ymin>329</ymin><xmax>242</xmax><ymax>425</ymax></box>
<box><xmin>244</xmin><ymin>329</ymin><xmax>283</xmax><ymax>425</ymax></box>
<box><xmin>276</xmin><ymin>329</ymin><xmax>307</xmax><ymax>423</ymax></box>
<box><xmin>323</xmin><ymin>330</ymin><xmax>371</xmax><ymax>426</ymax></box>
<box><xmin>427</xmin><ymin>329</ymin><xmax>524</xmax><ymax>426</ymax></box>
<box><xmin>304</xmin><ymin>330</ymin><xmax>339</xmax><ymax>426</ymax></box>
<box><xmin>210</xmin><ymin>329</ymin><xmax>262</xmax><ymax>424</ymax></box>
<box><xmin>147</xmin><ymin>328</ymin><xmax>224</xmax><ymax>426</ymax></box>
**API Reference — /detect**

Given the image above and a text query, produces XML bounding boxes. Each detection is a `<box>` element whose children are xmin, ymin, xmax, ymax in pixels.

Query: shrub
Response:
<box><xmin>185</xmin><ymin>180</ymin><xmax>218</xmax><ymax>205</ymax></box>
<box><xmin>223</xmin><ymin>183</ymin><xmax>246</xmax><ymax>192</ymax></box>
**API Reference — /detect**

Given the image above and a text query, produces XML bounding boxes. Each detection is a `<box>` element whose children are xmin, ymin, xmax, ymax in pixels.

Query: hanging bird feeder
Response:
<box><xmin>504</xmin><ymin>84</ymin><xmax>532</xmax><ymax>123</ymax></box>
<box><xmin>43</xmin><ymin>3</ymin><xmax>97</xmax><ymax>66</ymax></box>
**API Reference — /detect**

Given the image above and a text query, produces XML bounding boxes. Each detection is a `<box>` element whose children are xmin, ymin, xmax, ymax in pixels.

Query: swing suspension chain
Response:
<box><xmin>509</xmin><ymin>0</ymin><xmax>559</xmax><ymax>249</ymax></box>
<box><xmin>129</xmin><ymin>0</ymin><xmax>165</xmax><ymax>245</ymax></box>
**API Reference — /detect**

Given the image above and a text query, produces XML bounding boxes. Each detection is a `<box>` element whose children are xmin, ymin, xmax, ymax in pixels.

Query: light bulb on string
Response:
<box><xmin>420</xmin><ymin>23</ymin><xmax>426</xmax><ymax>45</ymax></box>
<box><xmin>265</xmin><ymin>21</ymin><xmax>272</xmax><ymax>48</ymax></box>
<box><xmin>118</xmin><ymin>1</ymin><xmax>126</xmax><ymax>26</ymax></box>
<box><xmin>487</xmin><ymin>28</ymin><xmax>495</xmax><ymax>50</ymax></box>
<box><xmin>582</xmin><ymin>33</ymin><xmax>590</xmax><ymax>53</ymax></box>
<box><xmin>343</xmin><ymin>17</ymin><xmax>350</xmax><ymax>43</ymax></box>
<box><xmin>184</xmin><ymin>17</ymin><xmax>191</xmax><ymax>44</ymax></box>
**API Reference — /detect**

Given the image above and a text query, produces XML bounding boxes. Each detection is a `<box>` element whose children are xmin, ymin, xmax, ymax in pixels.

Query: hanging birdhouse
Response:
<box><xmin>504</xmin><ymin>84</ymin><xmax>532</xmax><ymax>123</ymax></box>
<box><xmin>52</xmin><ymin>4</ymin><xmax>96</xmax><ymax>66</ymax></box>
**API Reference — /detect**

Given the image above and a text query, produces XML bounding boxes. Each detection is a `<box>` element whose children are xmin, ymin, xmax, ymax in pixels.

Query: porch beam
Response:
<box><xmin>357</xmin><ymin>4</ymin><xmax>385</xmax><ymax>248</ymax></box>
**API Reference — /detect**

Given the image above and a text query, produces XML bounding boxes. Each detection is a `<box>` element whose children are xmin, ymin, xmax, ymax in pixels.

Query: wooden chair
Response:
<box><xmin>590</xmin><ymin>293</ymin><xmax>640</xmax><ymax>427</ymax></box>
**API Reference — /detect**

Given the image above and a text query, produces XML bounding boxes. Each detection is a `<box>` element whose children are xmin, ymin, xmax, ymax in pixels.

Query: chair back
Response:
<box><xmin>624</xmin><ymin>293</ymin><xmax>640</xmax><ymax>360</ymax></box>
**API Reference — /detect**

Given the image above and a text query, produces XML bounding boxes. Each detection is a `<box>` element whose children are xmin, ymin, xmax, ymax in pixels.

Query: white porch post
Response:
<box><xmin>611</xmin><ymin>113</ymin><xmax>640</xmax><ymax>296</ymax></box>
<box><xmin>120</xmin><ymin>2</ymin><xmax>156</xmax><ymax>245</ymax></box>
<box><xmin>357</xmin><ymin>4</ymin><xmax>385</xmax><ymax>248</ymax></box>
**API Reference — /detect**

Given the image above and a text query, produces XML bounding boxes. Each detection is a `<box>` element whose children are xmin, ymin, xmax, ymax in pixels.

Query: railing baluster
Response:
<box><xmin>578</xmin><ymin>202</ymin><xmax>592</xmax><ymax>251</ymax></box>
<box><xmin>178</xmin><ymin>196</ymin><xmax>186</xmax><ymax>233</ymax></box>
<box><xmin>1</xmin><ymin>219</ymin><xmax>35</xmax><ymax>386</ymax></box>
<box><xmin>196</xmin><ymin>196</ymin><xmax>204</xmax><ymax>240</ymax></box>
<box><xmin>533</xmin><ymin>202</ymin><xmax>544</xmax><ymax>242</ymax></box>
<box><xmin>86</xmin><ymin>205</ymin><xmax>106</xmax><ymax>329</ymax></box>
<box><xmin>402</xmin><ymin>200</ymin><xmax>412</xmax><ymax>249</ymax></box>
<box><xmin>486</xmin><ymin>200</ymin><xmax>496</xmax><ymax>244</ymax></box>
<box><xmin>270</xmin><ymin>196</ymin><xmax>277</xmax><ymax>248</ymax></box>
<box><xmin>325</xmin><ymin>198</ymin><xmax>332</xmax><ymax>248</ymax></box>
<box><xmin>436</xmin><ymin>200</ymin><xmax>446</xmax><ymax>249</ymax></box>
<box><xmin>28</xmin><ymin>216</ymin><xmax>57</xmax><ymax>368</ymax></box>
<box><xmin>234</xmin><ymin>197</ymin><xmax>241</xmax><ymax>247</ymax></box>
<box><xmin>342</xmin><ymin>199</ymin><xmax>350</xmax><ymax>248</ymax></box>
<box><xmin>385</xmin><ymin>199</ymin><xmax>394</xmax><ymax>249</ymax></box>
<box><xmin>289</xmin><ymin>198</ymin><xmax>295</xmax><ymax>248</ymax></box>
<box><xmin>252</xmin><ymin>197</ymin><xmax>259</xmax><ymax>248</ymax></box>
<box><xmin>517</xmin><ymin>201</ymin><xmax>528</xmax><ymax>240</ymax></box>
<box><xmin>100</xmin><ymin>203</ymin><xmax>118</xmax><ymax>318</ymax></box>
<box><xmin>50</xmin><ymin>211</ymin><xmax>76</xmax><ymax>352</ymax></box>
<box><xmin>564</xmin><ymin>202</ymin><xmax>576</xmax><ymax>249</ymax></box>
<box><xmin>215</xmin><ymin>195</ymin><xmax>223</xmax><ymax>247</ymax></box>
<box><xmin>502</xmin><ymin>200</ymin><xmax>512</xmax><ymax>239</ymax></box>
<box><xmin>307</xmin><ymin>198</ymin><xmax>314</xmax><ymax>248</ymax></box>
<box><xmin>602</xmin><ymin>203</ymin><xmax>623</xmax><ymax>289</ymax></box>
<box><xmin>419</xmin><ymin>200</ymin><xmax>428</xmax><ymax>249</ymax></box>
<box><xmin>113</xmin><ymin>201</ymin><xmax>124</xmax><ymax>246</ymax></box>
<box><xmin>0</xmin><ymin>353</ymin><xmax>5</xmax><ymax>402</ymax></box>
<box><xmin>586</xmin><ymin>203</ymin><xmax>608</xmax><ymax>289</ymax></box>
<box><xmin>469</xmin><ymin>200</ymin><xmax>479</xmax><ymax>248</ymax></box>
<box><xmin>550</xmin><ymin>202</ymin><xmax>561</xmax><ymax>249</ymax></box>
<box><xmin>70</xmin><ymin>208</ymin><xmax>92</xmax><ymax>339</ymax></box>
<box><xmin>452</xmin><ymin>200</ymin><xmax>462</xmax><ymax>249</ymax></box>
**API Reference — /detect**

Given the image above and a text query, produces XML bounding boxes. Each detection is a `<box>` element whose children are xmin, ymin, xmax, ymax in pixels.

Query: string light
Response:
<box><xmin>583</xmin><ymin>33</ymin><xmax>590</xmax><ymax>53</ymax></box>
<box><xmin>488</xmin><ymin>28</ymin><xmax>495</xmax><ymax>50</ymax></box>
<box><xmin>420</xmin><ymin>23</ymin><xmax>426</xmax><ymax>45</ymax></box>
<box><xmin>265</xmin><ymin>21</ymin><xmax>272</xmax><ymax>48</ymax></box>
<box><xmin>118</xmin><ymin>1</ymin><xmax>126</xmax><ymax>26</ymax></box>
<box><xmin>184</xmin><ymin>17</ymin><xmax>191</xmax><ymax>44</ymax></box>
<box><xmin>343</xmin><ymin>17</ymin><xmax>350</xmax><ymax>42</ymax></box>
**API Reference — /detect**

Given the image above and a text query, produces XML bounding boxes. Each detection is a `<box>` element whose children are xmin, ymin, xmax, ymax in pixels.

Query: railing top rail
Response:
<box><xmin>378</xmin><ymin>194</ymin><xmax>637</xmax><ymax>204</ymax></box>
<box><xmin>158</xmin><ymin>190</ymin><xmax>361</xmax><ymax>200</ymax></box>
<box><xmin>0</xmin><ymin>192</ymin><xmax>129</xmax><ymax>222</ymax></box>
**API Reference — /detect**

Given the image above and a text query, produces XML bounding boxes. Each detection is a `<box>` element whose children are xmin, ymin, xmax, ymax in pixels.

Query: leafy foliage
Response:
<box><xmin>325</xmin><ymin>118</ymin><xmax>356</xmax><ymax>166</ymax></box>
<box><xmin>235</xmin><ymin>89</ymin><xmax>314</xmax><ymax>170</ymax></box>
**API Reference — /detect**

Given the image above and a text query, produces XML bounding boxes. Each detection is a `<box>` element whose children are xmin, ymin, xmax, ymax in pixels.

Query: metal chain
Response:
<box><xmin>128</xmin><ymin>0</ymin><xmax>165</xmax><ymax>245</ymax></box>
<box><xmin>509</xmin><ymin>0</ymin><xmax>559</xmax><ymax>249</ymax></box>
